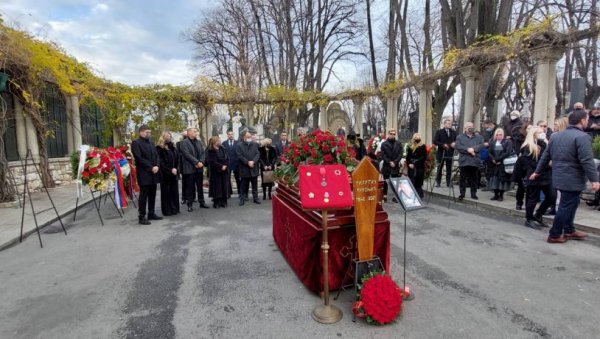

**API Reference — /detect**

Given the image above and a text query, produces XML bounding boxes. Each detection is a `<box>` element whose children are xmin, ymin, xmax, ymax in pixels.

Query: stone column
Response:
<box><xmin>385</xmin><ymin>95</ymin><xmax>399</xmax><ymax>132</ymax></box>
<box><xmin>319</xmin><ymin>102</ymin><xmax>329</xmax><ymax>132</ymax></box>
<box><xmin>417</xmin><ymin>82</ymin><xmax>434</xmax><ymax>145</ymax></box>
<box><xmin>242</xmin><ymin>103</ymin><xmax>254</xmax><ymax>126</ymax></box>
<box><xmin>460</xmin><ymin>65</ymin><xmax>480</xmax><ymax>127</ymax></box>
<box><xmin>352</xmin><ymin>98</ymin><xmax>364</xmax><ymax>134</ymax></box>
<box><xmin>112</xmin><ymin>128</ymin><xmax>121</xmax><ymax>146</ymax></box>
<box><xmin>24</xmin><ymin>111</ymin><xmax>40</xmax><ymax>161</ymax></box>
<box><xmin>533</xmin><ymin>47</ymin><xmax>564</xmax><ymax>127</ymax></box>
<box><xmin>68</xmin><ymin>96</ymin><xmax>82</xmax><ymax>151</ymax></box>
<box><xmin>13</xmin><ymin>95</ymin><xmax>28</xmax><ymax>158</ymax></box>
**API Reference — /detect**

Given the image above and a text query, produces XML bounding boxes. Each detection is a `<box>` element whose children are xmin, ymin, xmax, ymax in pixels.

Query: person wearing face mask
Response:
<box><xmin>433</xmin><ymin>119</ymin><xmax>457</xmax><ymax>187</ymax></box>
<box><xmin>131</xmin><ymin>125</ymin><xmax>163</xmax><ymax>225</ymax></box>
<box><xmin>455</xmin><ymin>122</ymin><xmax>485</xmax><ymax>200</ymax></box>
<box><xmin>156</xmin><ymin>131</ymin><xmax>180</xmax><ymax>216</ymax></box>
<box><xmin>513</xmin><ymin>127</ymin><xmax>553</xmax><ymax>230</ymax></box>
<box><xmin>180</xmin><ymin>127</ymin><xmax>209</xmax><ymax>212</ymax></box>
<box><xmin>486</xmin><ymin>129</ymin><xmax>513</xmax><ymax>202</ymax></box>
<box><xmin>380</xmin><ymin>129</ymin><xmax>403</xmax><ymax>202</ymax></box>
<box><xmin>406</xmin><ymin>133</ymin><xmax>427</xmax><ymax>198</ymax></box>
<box><xmin>236</xmin><ymin>131</ymin><xmax>261</xmax><ymax>205</ymax></box>
<box><xmin>503</xmin><ymin>110</ymin><xmax>523</xmax><ymax>143</ymax></box>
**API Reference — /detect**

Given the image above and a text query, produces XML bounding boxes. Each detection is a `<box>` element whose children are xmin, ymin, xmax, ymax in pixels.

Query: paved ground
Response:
<box><xmin>1</xmin><ymin>190</ymin><xmax>599</xmax><ymax>339</ymax></box>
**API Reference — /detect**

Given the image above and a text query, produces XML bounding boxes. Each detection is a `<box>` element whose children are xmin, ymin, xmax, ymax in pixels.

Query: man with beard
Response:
<box><xmin>131</xmin><ymin>125</ymin><xmax>163</xmax><ymax>225</ymax></box>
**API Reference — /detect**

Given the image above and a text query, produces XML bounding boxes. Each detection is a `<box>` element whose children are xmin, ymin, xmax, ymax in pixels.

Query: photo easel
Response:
<box><xmin>19</xmin><ymin>149</ymin><xmax>67</xmax><ymax>248</ymax></box>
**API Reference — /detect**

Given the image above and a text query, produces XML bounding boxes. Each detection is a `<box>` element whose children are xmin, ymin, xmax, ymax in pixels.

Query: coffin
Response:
<box><xmin>272</xmin><ymin>182</ymin><xmax>391</xmax><ymax>293</ymax></box>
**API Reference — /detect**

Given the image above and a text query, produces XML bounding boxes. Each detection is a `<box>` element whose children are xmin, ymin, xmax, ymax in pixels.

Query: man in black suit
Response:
<box><xmin>180</xmin><ymin>127</ymin><xmax>210</xmax><ymax>212</ymax></box>
<box><xmin>381</xmin><ymin>129</ymin><xmax>403</xmax><ymax>201</ymax></box>
<box><xmin>176</xmin><ymin>130</ymin><xmax>187</xmax><ymax>205</ymax></box>
<box><xmin>274</xmin><ymin>131</ymin><xmax>288</xmax><ymax>159</ymax></box>
<box><xmin>236</xmin><ymin>131</ymin><xmax>261</xmax><ymax>205</ymax></box>
<box><xmin>131</xmin><ymin>125</ymin><xmax>163</xmax><ymax>225</ymax></box>
<box><xmin>222</xmin><ymin>129</ymin><xmax>241</xmax><ymax>196</ymax></box>
<box><xmin>433</xmin><ymin>119</ymin><xmax>457</xmax><ymax>187</ymax></box>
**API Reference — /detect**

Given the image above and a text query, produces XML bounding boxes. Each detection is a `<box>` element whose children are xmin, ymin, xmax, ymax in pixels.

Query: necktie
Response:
<box><xmin>230</xmin><ymin>140</ymin><xmax>233</xmax><ymax>147</ymax></box>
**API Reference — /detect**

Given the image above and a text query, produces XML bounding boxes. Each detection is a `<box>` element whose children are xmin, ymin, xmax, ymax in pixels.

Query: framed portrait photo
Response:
<box><xmin>387</xmin><ymin>177</ymin><xmax>426</xmax><ymax>212</ymax></box>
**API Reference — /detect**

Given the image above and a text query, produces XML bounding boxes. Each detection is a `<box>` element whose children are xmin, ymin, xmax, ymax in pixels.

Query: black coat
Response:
<box><xmin>352</xmin><ymin>139</ymin><xmax>367</xmax><ymax>161</ymax></box>
<box><xmin>222</xmin><ymin>139</ymin><xmax>240</xmax><ymax>172</ymax></box>
<box><xmin>131</xmin><ymin>137</ymin><xmax>160</xmax><ymax>186</ymax></box>
<box><xmin>433</xmin><ymin>128</ymin><xmax>457</xmax><ymax>157</ymax></box>
<box><xmin>586</xmin><ymin>113</ymin><xmax>600</xmax><ymax>139</ymax></box>
<box><xmin>206</xmin><ymin>146</ymin><xmax>231</xmax><ymax>199</ymax></box>
<box><xmin>274</xmin><ymin>140</ymin><xmax>289</xmax><ymax>158</ymax></box>
<box><xmin>503</xmin><ymin>117</ymin><xmax>522</xmax><ymax>140</ymax></box>
<box><xmin>157</xmin><ymin>143</ymin><xmax>179</xmax><ymax>183</ymax></box>
<box><xmin>259</xmin><ymin>146</ymin><xmax>277</xmax><ymax>171</ymax></box>
<box><xmin>381</xmin><ymin>139</ymin><xmax>403</xmax><ymax>176</ymax></box>
<box><xmin>406</xmin><ymin>144</ymin><xmax>427</xmax><ymax>171</ymax></box>
<box><xmin>180</xmin><ymin>138</ymin><xmax>206</xmax><ymax>175</ymax></box>
<box><xmin>236</xmin><ymin>141</ymin><xmax>260</xmax><ymax>178</ymax></box>
<box><xmin>487</xmin><ymin>139</ymin><xmax>513</xmax><ymax>182</ymax></box>
<box><xmin>515</xmin><ymin>141</ymin><xmax>551</xmax><ymax>186</ymax></box>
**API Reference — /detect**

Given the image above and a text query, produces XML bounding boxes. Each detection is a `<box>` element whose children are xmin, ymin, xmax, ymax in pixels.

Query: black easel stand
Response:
<box><xmin>19</xmin><ymin>149</ymin><xmax>67</xmax><ymax>248</ymax></box>
<box><xmin>427</xmin><ymin>150</ymin><xmax>456</xmax><ymax>207</ymax></box>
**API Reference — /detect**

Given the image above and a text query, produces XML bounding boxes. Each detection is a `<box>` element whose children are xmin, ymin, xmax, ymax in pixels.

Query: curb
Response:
<box><xmin>429</xmin><ymin>191</ymin><xmax>600</xmax><ymax>236</ymax></box>
<box><xmin>0</xmin><ymin>197</ymin><xmax>96</xmax><ymax>252</ymax></box>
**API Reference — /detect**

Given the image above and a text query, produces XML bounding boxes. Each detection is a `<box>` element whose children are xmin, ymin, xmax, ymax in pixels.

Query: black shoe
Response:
<box><xmin>199</xmin><ymin>203</ymin><xmax>210</xmax><ymax>209</ymax></box>
<box><xmin>253</xmin><ymin>199</ymin><xmax>261</xmax><ymax>204</ymax></box>
<box><xmin>458</xmin><ymin>195</ymin><xmax>465</xmax><ymax>201</ymax></box>
<box><xmin>181</xmin><ymin>200</ymin><xmax>187</xmax><ymax>205</ymax></box>
<box><xmin>490</xmin><ymin>195</ymin><xmax>499</xmax><ymax>201</ymax></box>
<box><xmin>544</xmin><ymin>209</ymin><xmax>556</xmax><ymax>215</ymax></box>
<box><xmin>239</xmin><ymin>200</ymin><xmax>245</xmax><ymax>206</ymax></box>
<box><xmin>586</xmin><ymin>200</ymin><xmax>599</xmax><ymax>207</ymax></box>
<box><xmin>148</xmin><ymin>214</ymin><xmax>163</xmax><ymax>221</ymax></box>
<box><xmin>516</xmin><ymin>205</ymin><xmax>523</xmax><ymax>211</ymax></box>
<box><xmin>498</xmin><ymin>196</ymin><xmax>503</xmax><ymax>201</ymax></box>
<box><xmin>220</xmin><ymin>201</ymin><xmax>227</xmax><ymax>208</ymax></box>
<box><xmin>213</xmin><ymin>203</ymin><xmax>220</xmax><ymax>209</ymax></box>
<box><xmin>392</xmin><ymin>197</ymin><xmax>398</xmax><ymax>203</ymax></box>
<box><xmin>446</xmin><ymin>182</ymin><xmax>452</xmax><ymax>187</ymax></box>
<box><xmin>471</xmin><ymin>195</ymin><xmax>479</xmax><ymax>200</ymax></box>
<box><xmin>534</xmin><ymin>215</ymin><xmax>548</xmax><ymax>227</ymax></box>
<box><xmin>435</xmin><ymin>183</ymin><xmax>441</xmax><ymax>188</ymax></box>
<box><xmin>187</xmin><ymin>206</ymin><xmax>193</xmax><ymax>212</ymax></box>
<box><xmin>525</xmin><ymin>220</ymin><xmax>542</xmax><ymax>230</ymax></box>
<box><xmin>138</xmin><ymin>216</ymin><xmax>151</xmax><ymax>225</ymax></box>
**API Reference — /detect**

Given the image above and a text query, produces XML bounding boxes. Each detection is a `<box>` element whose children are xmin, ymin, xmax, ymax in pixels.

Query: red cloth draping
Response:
<box><xmin>272</xmin><ymin>193</ymin><xmax>390</xmax><ymax>294</ymax></box>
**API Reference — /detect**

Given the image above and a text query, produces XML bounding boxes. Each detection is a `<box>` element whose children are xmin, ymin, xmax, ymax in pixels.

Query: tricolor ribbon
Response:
<box><xmin>112</xmin><ymin>159</ymin><xmax>128</xmax><ymax>209</ymax></box>
<box><xmin>76</xmin><ymin>145</ymin><xmax>90</xmax><ymax>198</ymax></box>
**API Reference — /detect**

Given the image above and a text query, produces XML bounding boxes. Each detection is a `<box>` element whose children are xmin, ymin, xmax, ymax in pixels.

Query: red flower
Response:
<box><xmin>323</xmin><ymin>153</ymin><xmax>333</xmax><ymax>163</ymax></box>
<box><xmin>311</xmin><ymin>150</ymin><xmax>318</xmax><ymax>158</ymax></box>
<box><xmin>322</xmin><ymin>144</ymin><xmax>330</xmax><ymax>153</ymax></box>
<box><xmin>359</xmin><ymin>274</ymin><xmax>403</xmax><ymax>325</ymax></box>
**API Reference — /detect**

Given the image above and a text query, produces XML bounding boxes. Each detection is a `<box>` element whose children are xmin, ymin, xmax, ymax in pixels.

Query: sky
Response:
<box><xmin>0</xmin><ymin>0</ymin><xmax>215</xmax><ymax>86</ymax></box>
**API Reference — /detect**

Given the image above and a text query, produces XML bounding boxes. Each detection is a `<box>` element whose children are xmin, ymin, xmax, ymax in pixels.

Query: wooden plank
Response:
<box><xmin>352</xmin><ymin>158</ymin><xmax>380</xmax><ymax>261</ymax></box>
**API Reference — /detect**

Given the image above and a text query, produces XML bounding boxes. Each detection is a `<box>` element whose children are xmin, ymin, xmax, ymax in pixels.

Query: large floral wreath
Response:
<box><xmin>352</xmin><ymin>271</ymin><xmax>403</xmax><ymax>325</ymax></box>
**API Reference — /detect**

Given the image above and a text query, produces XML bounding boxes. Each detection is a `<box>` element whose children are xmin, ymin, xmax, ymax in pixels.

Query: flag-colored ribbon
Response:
<box><xmin>112</xmin><ymin>160</ymin><xmax>128</xmax><ymax>209</ymax></box>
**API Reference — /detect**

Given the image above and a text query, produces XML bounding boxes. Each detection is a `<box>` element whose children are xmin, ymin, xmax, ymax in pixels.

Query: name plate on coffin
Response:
<box><xmin>298</xmin><ymin>164</ymin><xmax>353</xmax><ymax>210</ymax></box>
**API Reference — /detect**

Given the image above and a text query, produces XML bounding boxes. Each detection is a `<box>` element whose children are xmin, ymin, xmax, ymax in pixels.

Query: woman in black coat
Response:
<box><xmin>515</xmin><ymin>127</ymin><xmax>554</xmax><ymax>229</ymax></box>
<box><xmin>259</xmin><ymin>138</ymin><xmax>277</xmax><ymax>200</ymax></box>
<box><xmin>406</xmin><ymin>133</ymin><xmax>427</xmax><ymax>199</ymax></box>
<box><xmin>206</xmin><ymin>136</ymin><xmax>231</xmax><ymax>208</ymax></box>
<box><xmin>487</xmin><ymin>129</ymin><xmax>513</xmax><ymax>201</ymax></box>
<box><xmin>156</xmin><ymin>132</ymin><xmax>180</xmax><ymax>216</ymax></box>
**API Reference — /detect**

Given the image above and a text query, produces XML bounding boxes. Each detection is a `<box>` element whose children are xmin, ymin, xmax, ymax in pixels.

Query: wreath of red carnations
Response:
<box><xmin>352</xmin><ymin>271</ymin><xmax>403</xmax><ymax>325</ymax></box>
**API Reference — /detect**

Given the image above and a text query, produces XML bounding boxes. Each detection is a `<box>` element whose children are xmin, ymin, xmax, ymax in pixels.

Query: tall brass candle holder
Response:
<box><xmin>312</xmin><ymin>209</ymin><xmax>343</xmax><ymax>324</ymax></box>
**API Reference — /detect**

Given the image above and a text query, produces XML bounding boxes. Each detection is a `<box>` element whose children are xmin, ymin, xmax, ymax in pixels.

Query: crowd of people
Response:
<box><xmin>130</xmin><ymin>104</ymin><xmax>600</xmax><ymax>244</ymax></box>
<box><xmin>130</xmin><ymin>126</ymin><xmax>291</xmax><ymax>225</ymax></box>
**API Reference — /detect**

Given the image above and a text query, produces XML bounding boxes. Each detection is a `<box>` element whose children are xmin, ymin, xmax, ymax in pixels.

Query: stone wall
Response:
<box><xmin>8</xmin><ymin>157</ymin><xmax>74</xmax><ymax>194</ymax></box>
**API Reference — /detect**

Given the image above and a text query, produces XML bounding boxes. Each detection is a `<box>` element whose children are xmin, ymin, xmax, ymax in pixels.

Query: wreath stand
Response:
<box><xmin>426</xmin><ymin>150</ymin><xmax>456</xmax><ymax>207</ymax></box>
<box><xmin>73</xmin><ymin>186</ymin><xmax>124</xmax><ymax>226</ymax></box>
<box><xmin>19</xmin><ymin>149</ymin><xmax>67</xmax><ymax>248</ymax></box>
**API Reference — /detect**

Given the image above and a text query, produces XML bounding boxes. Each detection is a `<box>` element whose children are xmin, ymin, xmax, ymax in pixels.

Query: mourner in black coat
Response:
<box><xmin>274</xmin><ymin>131</ymin><xmax>289</xmax><ymax>159</ymax></box>
<box><xmin>259</xmin><ymin>140</ymin><xmax>278</xmax><ymax>200</ymax></box>
<box><xmin>222</xmin><ymin>130</ymin><xmax>241</xmax><ymax>195</ymax></box>
<box><xmin>236</xmin><ymin>131</ymin><xmax>261</xmax><ymax>205</ymax></box>
<box><xmin>206</xmin><ymin>136</ymin><xmax>231</xmax><ymax>208</ymax></box>
<box><xmin>157</xmin><ymin>133</ymin><xmax>180</xmax><ymax>216</ymax></box>
<box><xmin>131</xmin><ymin>125</ymin><xmax>163</xmax><ymax>224</ymax></box>
<box><xmin>176</xmin><ymin>130</ymin><xmax>187</xmax><ymax>204</ymax></box>
<box><xmin>179</xmin><ymin>128</ymin><xmax>209</xmax><ymax>211</ymax></box>
<box><xmin>487</xmin><ymin>130</ymin><xmax>513</xmax><ymax>201</ymax></box>
<box><xmin>433</xmin><ymin>119</ymin><xmax>457</xmax><ymax>186</ymax></box>
<box><xmin>380</xmin><ymin>129</ymin><xmax>403</xmax><ymax>200</ymax></box>
<box><xmin>406</xmin><ymin>134</ymin><xmax>427</xmax><ymax>198</ymax></box>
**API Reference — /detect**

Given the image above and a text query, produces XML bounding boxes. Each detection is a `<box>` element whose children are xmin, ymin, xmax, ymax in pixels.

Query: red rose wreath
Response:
<box><xmin>352</xmin><ymin>271</ymin><xmax>403</xmax><ymax>325</ymax></box>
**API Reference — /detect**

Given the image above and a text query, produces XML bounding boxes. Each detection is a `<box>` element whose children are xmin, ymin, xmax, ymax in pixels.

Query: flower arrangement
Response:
<box><xmin>275</xmin><ymin>130</ymin><xmax>358</xmax><ymax>186</ymax></box>
<box><xmin>352</xmin><ymin>271</ymin><xmax>403</xmax><ymax>325</ymax></box>
<box><xmin>367</xmin><ymin>136</ymin><xmax>383</xmax><ymax>156</ymax></box>
<box><xmin>424</xmin><ymin>144</ymin><xmax>437</xmax><ymax>179</ymax></box>
<box><xmin>70</xmin><ymin>146</ymin><xmax>130</xmax><ymax>192</ymax></box>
